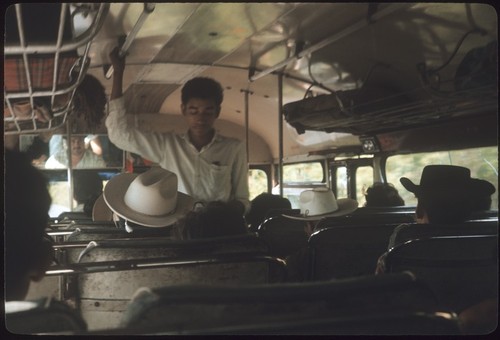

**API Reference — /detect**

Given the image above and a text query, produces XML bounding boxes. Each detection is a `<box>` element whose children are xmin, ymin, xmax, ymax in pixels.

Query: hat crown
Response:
<box><xmin>300</xmin><ymin>187</ymin><xmax>339</xmax><ymax>217</ymax></box>
<box><xmin>124</xmin><ymin>168</ymin><xmax>178</xmax><ymax>216</ymax></box>
<box><xmin>419</xmin><ymin>165</ymin><xmax>471</xmax><ymax>188</ymax></box>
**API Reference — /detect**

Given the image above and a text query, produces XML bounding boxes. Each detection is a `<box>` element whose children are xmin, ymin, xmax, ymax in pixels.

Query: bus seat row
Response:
<box><xmin>379</xmin><ymin>235</ymin><xmax>498</xmax><ymax>313</ymax></box>
<box><xmin>8</xmin><ymin>271</ymin><xmax>463</xmax><ymax>335</ymax></box>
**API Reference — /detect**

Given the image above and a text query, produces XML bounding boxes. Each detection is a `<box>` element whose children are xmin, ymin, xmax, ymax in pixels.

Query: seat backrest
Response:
<box><xmin>72</xmin><ymin>233</ymin><xmax>269</xmax><ymax>263</ymax></box>
<box><xmin>389</xmin><ymin>220</ymin><xmax>498</xmax><ymax>249</ymax></box>
<box><xmin>120</xmin><ymin>271</ymin><xmax>442</xmax><ymax>333</ymax></box>
<box><xmin>257</xmin><ymin>215</ymin><xmax>308</xmax><ymax>258</ymax></box>
<box><xmin>5</xmin><ymin>298</ymin><xmax>87</xmax><ymax>334</ymax></box>
<box><xmin>383</xmin><ymin>235</ymin><xmax>498</xmax><ymax>312</ymax></box>
<box><xmin>316</xmin><ymin>211</ymin><xmax>414</xmax><ymax>228</ymax></box>
<box><xmin>75</xmin><ymin>254</ymin><xmax>286</xmax><ymax>330</ymax></box>
<box><xmin>308</xmin><ymin>223</ymin><xmax>399</xmax><ymax>280</ymax></box>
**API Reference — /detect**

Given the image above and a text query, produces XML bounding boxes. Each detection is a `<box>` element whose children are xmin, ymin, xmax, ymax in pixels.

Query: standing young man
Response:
<box><xmin>105</xmin><ymin>48</ymin><xmax>249</xmax><ymax>210</ymax></box>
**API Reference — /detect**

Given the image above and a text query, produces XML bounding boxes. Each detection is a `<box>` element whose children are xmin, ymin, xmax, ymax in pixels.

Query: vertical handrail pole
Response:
<box><xmin>278</xmin><ymin>74</ymin><xmax>284</xmax><ymax>197</ymax></box>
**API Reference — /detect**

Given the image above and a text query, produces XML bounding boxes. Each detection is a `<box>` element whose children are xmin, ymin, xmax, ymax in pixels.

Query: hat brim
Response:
<box><xmin>282</xmin><ymin>198</ymin><xmax>358</xmax><ymax>221</ymax></box>
<box><xmin>103</xmin><ymin>173</ymin><xmax>195</xmax><ymax>227</ymax></box>
<box><xmin>400</xmin><ymin>177</ymin><xmax>419</xmax><ymax>194</ymax></box>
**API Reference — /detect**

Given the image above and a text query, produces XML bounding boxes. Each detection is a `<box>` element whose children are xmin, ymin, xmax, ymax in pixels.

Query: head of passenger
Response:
<box><xmin>73</xmin><ymin>171</ymin><xmax>103</xmax><ymax>216</ymax></box>
<box><xmin>470</xmin><ymin>179</ymin><xmax>496</xmax><ymax>212</ymax></box>
<box><xmin>178</xmin><ymin>200</ymin><xmax>248</xmax><ymax>240</ymax></box>
<box><xmin>181</xmin><ymin>77</ymin><xmax>224</xmax><ymax>107</ymax></box>
<box><xmin>72</xmin><ymin>74</ymin><xmax>107</xmax><ymax>131</ymax></box>
<box><xmin>5</xmin><ymin>150</ymin><xmax>53</xmax><ymax>301</ymax></box>
<box><xmin>282</xmin><ymin>188</ymin><xmax>358</xmax><ymax>236</ymax></box>
<box><xmin>400</xmin><ymin>165</ymin><xmax>495</xmax><ymax>224</ymax></box>
<box><xmin>246</xmin><ymin>193</ymin><xmax>292</xmax><ymax>231</ymax></box>
<box><xmin>61</xmin><ymin>135</ymin><xmax>87</xmax><ymax>164</ymax></box>
<box><xmin>364</xmin><ymin>182</ymin><xmax>405</xmax><ymax>207</ymax></box>
<box><xmin>181</xmin><ymin>78</ymin><xmax>223</xmax><ymax>138</ymax></box>
<box><xmin>103</xmin><ymin>167</ymin><xmax>195</xmax><ymax>232</ymax></box>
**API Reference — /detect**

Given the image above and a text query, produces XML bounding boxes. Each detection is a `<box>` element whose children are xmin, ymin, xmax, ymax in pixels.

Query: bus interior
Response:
<box><xmin>3</xmin><ymin>2</ymin><xmax>498</xmax><ymax>335</ymax></box>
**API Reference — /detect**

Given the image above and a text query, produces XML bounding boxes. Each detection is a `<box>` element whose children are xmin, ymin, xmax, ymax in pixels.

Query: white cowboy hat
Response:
<box><xmin>282</xmin><ymin>187</ymin><xmax>358</xmax><ymax>221</ymax></box>
<box><xmin>103</xmin><ymin>167</ymin><xmax>195</xmax><ymax>227</ymax></box>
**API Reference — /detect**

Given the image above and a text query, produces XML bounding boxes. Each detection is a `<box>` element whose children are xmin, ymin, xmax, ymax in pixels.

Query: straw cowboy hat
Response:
<box><xmin>400</xmin><ymin>165</ymin><xmax>495</xmax><ymax>197</ymax></box>
<box><xmin>282</xmin><ymin>187</ymin><xmax>358</xmax><ymax>221</ymax></box>
<box><xmin>103</xmin><ymin>167</ymin><xmax>195</xmax><ymax>227</ymax></box>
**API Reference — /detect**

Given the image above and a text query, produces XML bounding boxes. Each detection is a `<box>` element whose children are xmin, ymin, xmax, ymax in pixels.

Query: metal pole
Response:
<box><xmin>105</xmin><ymin>3</ymin><xmax>156</xmax><ymax>78</ymax></box>
<box><xmin>241</xmin><ymin>89</ymin><xmax>253</xmax><ymax>163</ymax></box>
<box><xmin>250</xmin><ymin>3</ymin><xmax>411</xmax><ymax>81</ymax></box>
<box><xmin>278</xmin><ymin>74</ymin><xmax>284</xmax><ymax>197</ymax></box>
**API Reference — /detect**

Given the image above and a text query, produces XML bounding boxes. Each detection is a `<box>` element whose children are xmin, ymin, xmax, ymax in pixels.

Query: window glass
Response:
<box><xmin>283</xmin><ymin>162</ymin><xmax>324</xmax><ymax>183</ymax></box>
<box><xmin>248</xmin><ymin>169</ymin><xmax>268</xmax><ymax>201</ymax></box>
<box><xmin>386</xmin><ymin>146</ymin><xmax>498</xmax><ymax>208</ymax></box>
<box><xmin>356</xmin><ymin>166</ymin><xmax>374</xmax><ymax>206</ymax></box>
<box><xmin>336</xmin><ymin>166</ymin><xmax>347</xmax><ymax>199</ymax></box>
<box><xmin>48</xmin><ymin>181</ymin><xmax>72</xmax><ymax>217</ymax></box>
<box><xmin>20</xmin><ymin>134</ymin><xmax>123</xmax><ymax>169</ymax></box>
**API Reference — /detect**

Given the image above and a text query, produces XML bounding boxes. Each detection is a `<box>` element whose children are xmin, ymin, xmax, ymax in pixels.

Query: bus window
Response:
<box><xmin>356</xmin><ymin>166</ymin><xmax>374</xmax><ymax>206</ymax></box>
<box><xmin>283</xmin><ymin>162</ymin><xmax>324</xmax><ymax>183</ymax></box>
<box><xmin>386</xmin><ymin>146</ymin><xmax>498</xmax><ymax>208</ymax></box>
<box><xmin>336</xmin><ymin>166</ymin><xmax>348</xmax><ymax>199</ymax></box>
<box><xmin>248</xmin><ymin>169</ymin><xmax>268</xmax><ymax>201</ymax></box>
<box><xmin>273</xmin><ymin>161</ymin><xmax>325</xmax><ymax>208</ymax></box>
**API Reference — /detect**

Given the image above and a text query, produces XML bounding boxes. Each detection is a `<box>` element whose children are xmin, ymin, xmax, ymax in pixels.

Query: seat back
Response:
<box><xmin>383</xmin><ymin>235</ymin><xmax>498</xmax><ymax>312</ymax></box>
<box><xmin>308</xmin><ymin>223</ymin><xmax>399</xmax><ymax>280</ymax></box>
<box><xmin>5</xmin><ymin>298</ymin><xmax>87</xmax><ymax>334</ymax></box>
<box><xmin>389</xmin><ymin>220</ymin><xmax>498</xmax><ymax>249</ymax></box>
<box><xmin>121</xmin><ymin>271</ymin><xmax>443</xmax><ymax>333</ymax></box>
<box><xmin>316</xmin><ymin>211</ymin><xmax>415</xmax><ymax>228</ymax></box>
<box><xmin>258</xmin><ymin>215</ymin><xmax>308</xmax><ymax>258</ymax></box>
<box><xmin>74</xmin><ymin>254</ymin><xmax>286</xmax><ymax>330</ymax></box>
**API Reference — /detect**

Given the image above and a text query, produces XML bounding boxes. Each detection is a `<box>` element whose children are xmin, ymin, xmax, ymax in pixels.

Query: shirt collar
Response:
<box><xmin>181</xmin><ymin>130</ymin><xmax>222</xmax><ymax>149</ymax></box>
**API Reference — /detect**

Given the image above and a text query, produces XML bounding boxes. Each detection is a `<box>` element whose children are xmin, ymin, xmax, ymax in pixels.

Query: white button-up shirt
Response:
<box><xmin>106</xmin><ymin>97</ymin><xmax>249</xmax><ymax>210</ymax></box>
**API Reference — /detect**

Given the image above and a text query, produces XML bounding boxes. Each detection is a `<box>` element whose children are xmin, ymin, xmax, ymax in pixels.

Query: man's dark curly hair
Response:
<box><xmin>181</xmin><ymin>77</ymin><xmax>223</xmax><ymax>106</ymax></box>
<box><xmin>73</xmin><ymin>74</ymin><xmax>107</xmax><ymax>129</ymax></box>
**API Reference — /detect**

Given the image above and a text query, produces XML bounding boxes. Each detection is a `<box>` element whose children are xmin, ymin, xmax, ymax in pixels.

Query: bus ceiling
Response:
<box><xmin>4</xmin><ymin>3</ymin><xmax>498</xmax><ymax>159</ymax></box>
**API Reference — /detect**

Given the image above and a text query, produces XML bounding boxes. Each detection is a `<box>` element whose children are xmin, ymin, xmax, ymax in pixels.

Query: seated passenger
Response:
<box><xmin>364</xmin><ymin>182</ymin><xmax>405</xmax><ymax>207</ymax></box>
<box><xmin>246</xmin><ymin>193</ymin><xmax>292</xmax><ymax>232</ymax></box>
<box><xmin>282</xmin><ymin>188</ymin><xmax>358</xmax><ymax>282</ymax></box>
<box><xmin>73</xmin><ymin>171</ymin><xmax>104</xmax><ymax>216</ymax></box>
<box><xmin>5</xmin><ymin>150</ymin><xmax>53</xmax><ymax>301</ymax></box>
<box><xmin>175</xmin><ymin>200</ymin><xmax>248</xmax><ymax>240</ymax></box>
<box><xmin>103</xmin><ymin>167</ymin><xmax>195</xmax><ymax>233</ymax></box>
<box><xmin>45</xmin><ymin>135</ymin><xmax>106</xmax><ymax>169</ymax></box>
<box><xmin>377</xmin><ymin>165</ymin><xmax>496</xmax><ymax>270</ymax></box>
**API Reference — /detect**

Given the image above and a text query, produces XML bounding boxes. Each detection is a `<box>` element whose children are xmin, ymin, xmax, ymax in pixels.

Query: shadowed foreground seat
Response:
<box><xmin>118</xmin><ymin>271</ymin><xmax>458</xmax><ymax>335</ymax></box>
<box><xmin>5</xmin><ymin>297</ymin><xmax>87</xmax><ymax>334</ymax></box>
<box><xmin>381</xmin><ymin>235</ymin><xmax>498</xmax><ymax>313</ymax></box>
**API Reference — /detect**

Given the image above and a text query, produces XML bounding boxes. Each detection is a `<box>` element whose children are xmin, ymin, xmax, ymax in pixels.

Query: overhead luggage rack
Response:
<box><xmin>4</xmin><ymin>3</ymin><xmax>109</xmax><ymax>135</ymax></box>
<box><xmin>283</xmin><ymin>81</ymin><xmax>498</xmax><ymax>136</ymax></box>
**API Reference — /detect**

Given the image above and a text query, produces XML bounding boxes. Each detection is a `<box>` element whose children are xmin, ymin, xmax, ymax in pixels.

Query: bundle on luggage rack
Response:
<box><xmin>4</xmin><ymin>3</ymin><xmax>109</xmax><ymax>135</ymax></box>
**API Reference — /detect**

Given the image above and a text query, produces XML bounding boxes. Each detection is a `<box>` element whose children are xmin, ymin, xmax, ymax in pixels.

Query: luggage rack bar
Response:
<box><xmin>4</xmin><ymin>3</ymin><xmax>109</xmax><ymax>135</ymax></box>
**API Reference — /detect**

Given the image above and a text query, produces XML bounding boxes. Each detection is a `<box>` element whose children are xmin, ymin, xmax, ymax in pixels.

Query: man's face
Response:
<box><xmin>70</xmin><ymin>136</ymin><xmax>85</xmax><ymax>158</ymax></box>
<box><xmin>181</xmin><ymin>98</ymin><xmax>220</xmax><ymax>136</ymax></box>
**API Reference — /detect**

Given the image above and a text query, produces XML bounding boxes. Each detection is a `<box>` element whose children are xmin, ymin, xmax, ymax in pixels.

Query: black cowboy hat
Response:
<box><xmin>400</xmin><ymin>165</ymin><xmax>495</xmax><ymax>198</ymax></box>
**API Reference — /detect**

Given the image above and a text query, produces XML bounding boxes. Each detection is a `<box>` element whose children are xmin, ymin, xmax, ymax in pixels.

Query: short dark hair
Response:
<box><xmin>364</xmin><ymin>182</ymin><xmax>405</xmax><ymax>207</ymax></box>
<box><xmin>246</xmin><ymin>193</ymin><xmax>292</xmax><ymax>229</ymax></box>
<box><xmin>180</xmin><ymin>201</ymin><xmax>247</xmax><ymax>239</ymax></box>
<box><xmin>181</xmin><ymin>77</ymin><xmax>224</xmax><ymax>106</ymax></box>
<box><xmin>73</xmin><ymin>170</ymin><xmax>103</xmax><ymax>215</ymax></box>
